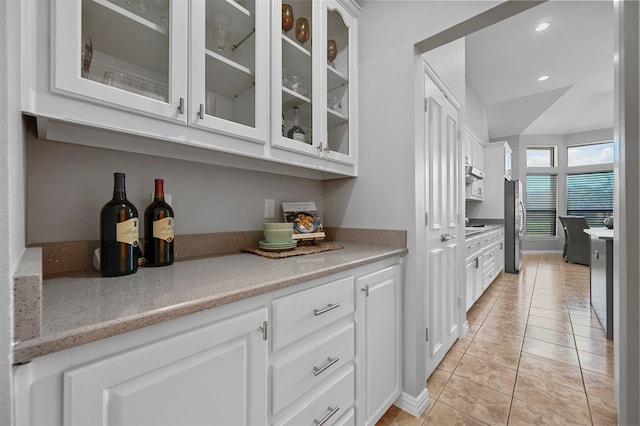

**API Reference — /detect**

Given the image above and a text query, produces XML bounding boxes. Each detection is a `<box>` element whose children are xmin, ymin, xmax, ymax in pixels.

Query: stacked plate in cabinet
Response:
<box><xmin>258</xmin><ymin>240</ymin><xmax>297</xmax><ymax>251</ymax></box>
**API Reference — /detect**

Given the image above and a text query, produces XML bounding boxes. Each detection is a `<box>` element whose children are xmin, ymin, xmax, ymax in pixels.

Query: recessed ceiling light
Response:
<box><xmin>538</xmin><ymin>75</ymin><xmax>550</xmax><ymax>81</ymax></box>
<box><xmin>535</xmin><ymin>22</ymin><xmax>550</xmax><ymax>32</ymax></box>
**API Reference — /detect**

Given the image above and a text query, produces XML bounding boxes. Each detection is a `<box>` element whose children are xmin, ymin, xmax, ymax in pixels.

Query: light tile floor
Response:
<box><xmin>377</xmin><ymin>253</ymin><xmax>617</xmax><ymax>425</ymax></box>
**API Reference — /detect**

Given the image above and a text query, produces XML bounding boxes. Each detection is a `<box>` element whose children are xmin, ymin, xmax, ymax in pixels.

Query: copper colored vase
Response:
<box><xmin>295</xmin><ymin>17</ymin><xmax>310</xmax><ymax>44</ymax></box>
<box><xmin>327</xmin><ymin>39</ymin><xmax>337</xmax><ymax>63</ymax></box>
<box><xmin>282</xmin><ymin>4</ymin><xmax>293</xmax><ymax>33</ymax></box>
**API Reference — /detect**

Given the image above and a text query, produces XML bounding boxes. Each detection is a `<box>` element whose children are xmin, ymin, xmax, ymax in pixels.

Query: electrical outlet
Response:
<box><xmin>264</xmin><ymin>198</ymin><xmax>275</xmax><ymax>219</ymax></box>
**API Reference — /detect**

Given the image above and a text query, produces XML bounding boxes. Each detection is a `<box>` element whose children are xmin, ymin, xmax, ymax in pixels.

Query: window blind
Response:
<box><xmin>526</xmin><ymin>174</ymin><xmax>558</xmax><ymax>236</ymax></box>
<box><xmin>567</xmin><ymin>171</ymin><xmax>614</xmax><ymax>227</ymax></box>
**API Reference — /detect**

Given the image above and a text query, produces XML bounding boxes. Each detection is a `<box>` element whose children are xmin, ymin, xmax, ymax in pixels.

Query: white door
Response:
<box><xmin>424</xmin><ymin>70</ymin><xmax>461</xmax><ymax>377</ymax></box>
<box><xmin>63</xmin><ymin>308</ymin><xmax>268</xmax><ymax>426</ymax></box>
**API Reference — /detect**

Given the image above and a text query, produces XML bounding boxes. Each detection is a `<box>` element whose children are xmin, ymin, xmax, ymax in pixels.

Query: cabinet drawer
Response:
<box><xmin>278</xmin><ymin>366</ymin><xmax>355</xmax><ymax>426</ymax></box>
<box><xmin>272</xmin><ymin>277</ymin><xmax>355</xmax><ymax>350</ymax></box>
<box><xmin>272</xmin><ymin>323</ymin><xmax>354</xmax><ymax>413</ymax></box>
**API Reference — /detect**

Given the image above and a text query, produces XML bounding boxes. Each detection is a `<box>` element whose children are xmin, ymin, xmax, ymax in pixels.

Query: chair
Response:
<box><xmin>559</xmin><ymin>216</ymin><xmax>590</xmax><ymax>266</ymax></box>
<box><xmin>558</xmin><ymin>216</ymin><xmax>568</xmax><ymax>259</ymax></box>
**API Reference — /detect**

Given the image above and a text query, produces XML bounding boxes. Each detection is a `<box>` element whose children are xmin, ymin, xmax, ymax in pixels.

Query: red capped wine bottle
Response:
<box><xmin>144</xmin><ymin>179</ymin><xmax>174</xmax><ymax>267</ymax></box>
<box><xmin>100</xmin><ymin>173</ymin><xmax>139</xmax><ymax>277</ymax></box>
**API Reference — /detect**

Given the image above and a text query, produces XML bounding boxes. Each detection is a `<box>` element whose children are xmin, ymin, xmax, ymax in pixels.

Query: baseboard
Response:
<box><xmin>393</xmin><ymin>388</ymin><xmax>429</xmax><ymax>417</ymax></box>
<box><xmin>462</xmin><ymin>320</ymin><xmax>469</xmax><ymax>336</ymax></box>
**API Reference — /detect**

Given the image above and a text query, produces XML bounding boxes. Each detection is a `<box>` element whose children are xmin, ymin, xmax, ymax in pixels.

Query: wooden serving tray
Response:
<box><xmin>243</xmin><ymin>242</ymin><xmax>343</xmax><ymax>259</ymax></box>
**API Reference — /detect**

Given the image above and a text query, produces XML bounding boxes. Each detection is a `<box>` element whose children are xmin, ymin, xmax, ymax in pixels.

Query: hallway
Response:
<box><xmin>378</xmin><ymin>253</ymin><xmax>617</xmax><ymax>425</ymax></box>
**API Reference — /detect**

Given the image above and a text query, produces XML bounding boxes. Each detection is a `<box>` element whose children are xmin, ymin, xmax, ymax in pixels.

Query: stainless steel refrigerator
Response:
<box><xmin>505</xmin><ymin>180</ymin><xmax>524</xmax><ymax>273</ymax></box>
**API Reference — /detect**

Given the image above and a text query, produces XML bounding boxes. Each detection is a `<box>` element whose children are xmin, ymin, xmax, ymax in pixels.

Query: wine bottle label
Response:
<box><xmin>293</xmin><ymin>132</ymin><xmax>306</xmax><ymax>142</ymax></box>
<box><xmin>153</xmin><ymin>217</ymin><xmax>175</xmax><ymax>242</ymax></box>
<box><xmin>116</xmin><ymin>218</ymin><xmax>139</xmax><ymax>247</ymax></box>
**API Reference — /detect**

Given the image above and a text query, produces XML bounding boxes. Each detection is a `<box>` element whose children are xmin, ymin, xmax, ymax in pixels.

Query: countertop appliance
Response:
<box><xmin>505</xmin><ymin>179</ymin><xmax>524</xmax><ymax>273</ymax></box>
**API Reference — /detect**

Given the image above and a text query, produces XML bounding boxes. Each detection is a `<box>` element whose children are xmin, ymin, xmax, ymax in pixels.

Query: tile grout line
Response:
<box><xmin>505</xmin><ymin>253</ymin><xmax>538</xmax><ymax>425</ymax></box>
<box><xmin>560</xmin><ymin>257</ymin><xmax>595</xmax><ymax>426</ymax></box>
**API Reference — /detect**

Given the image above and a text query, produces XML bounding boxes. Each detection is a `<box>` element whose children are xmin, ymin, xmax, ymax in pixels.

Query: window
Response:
<box><xmin>526</xmin><ymin>174</ymin><xmax>558</xmax><ymax>237</ymax></box>
<box><xmin>526</xmin><ymin>146</ymin><xmax>556</xmax><ymax>167</ymax></box>
<box><xmin>567</xmin><ymin>171</ymin><xmax>614</xmax><ymax>227</ymax></box>
<box><xmin>567</xmin><ymin>142</ymin><xmax>614</xmax><ymax>167</ymax></box>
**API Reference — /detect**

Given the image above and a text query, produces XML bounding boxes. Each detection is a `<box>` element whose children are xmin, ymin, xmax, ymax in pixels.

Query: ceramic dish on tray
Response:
<box><xmin>292</xmin><ymin>212</ymin><xmax>318</xmax><ymax>233</ymax></box>
<box><xmin>258</xmin><ymin>240</ymin><xmax>297</xmax><ymax>251</ymax></box>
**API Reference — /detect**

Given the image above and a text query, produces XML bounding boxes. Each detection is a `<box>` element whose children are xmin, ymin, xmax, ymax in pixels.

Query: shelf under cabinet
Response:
<box><xmin>327</xmin><ymin>108</ymin><xmax>348</xmax><ymax>127</ymax></box>
<box><xmin>205</xmin><ymin>50</ymin><xmax>255</xmax><ymax>98</ymax></box>
<box><xmin>327</xmin><ymin>66</ymin><xmax>348</xmax><ymax>92</ymax></box>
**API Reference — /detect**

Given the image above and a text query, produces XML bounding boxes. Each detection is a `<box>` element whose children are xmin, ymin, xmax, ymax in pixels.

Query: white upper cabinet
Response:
<box><xmin>271</xmin><ymin>0</ymin><xmax>358</xmax><ymax>167</ymax></box>
<box><xmin>189</xmin><ymin>0</ymin><xmax>269</xmax><ymax>141</ymax></box>
<box><xmin>52</xmin><ymin>0</ymin><xmax>269</xmax><ymax>142</ymax></box>
<box><xmin>23</xmin><ymin>0</ymin><xmax>359</xmax><ymax>179</ymax></box>
<box><xmin>53</xmin><ymin>0</ymin><xmax>189</xmax><ymax>123</ymax></box>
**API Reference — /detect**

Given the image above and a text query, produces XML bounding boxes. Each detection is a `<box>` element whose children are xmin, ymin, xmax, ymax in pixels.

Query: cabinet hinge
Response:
<box><xmin>458</xmin><ymin>296</ymin><xmax>462</xmax><ymax>306</ymax></box>
<box><xmin>425</xmin><ymin>328</ymin><xmax>429</xmax><ymax>342</ymax></box>
<box><xmin>424</xmin><ymin>98</ymin><xmax>428</xmax><ymax>112</ymax></box>
<box><xmin>425</xmin><ymin>212</ymin><xmax>429</xmax><ymax>226</ymax></box>
<box><xmin>259</xmin><ymin>321</ymin><xmax>268</xmax><ymax>341</ymax></box>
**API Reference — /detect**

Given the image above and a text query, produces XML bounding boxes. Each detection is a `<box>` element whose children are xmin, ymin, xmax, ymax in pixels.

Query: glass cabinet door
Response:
<box><xmin>272</xmin><ymin>0</ymin><xmax>356</xmax><ymax>164</ymax></box>
<box><xmin>324</xmin><ymin>2</ymin><xmax>354</xmax><ymax>164</ymax></box>
<box><xmin>189</xmin><ymin>0</ymin><xmax>269</xmax><ymax>142</ymax></box>
<box><xmin>273</xmin><ymin>0</ymin><xmax>319</xmax><ymax>157</ymax></box>
<box><xmin>53</xmin><ymin>0</ymin><xmax>188</xmax><ymax>121</ymax></box>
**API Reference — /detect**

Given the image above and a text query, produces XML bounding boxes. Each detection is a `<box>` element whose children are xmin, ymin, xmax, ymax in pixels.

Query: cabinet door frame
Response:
<box><xmin>271</xmin><ymin>0</ymin><xmax>323</xmax><ymax>158</ymax></box>
<box><xmin>62</xmin><ymin>307</ymin><xmax>268</xmax><ymax>426</ymax></box>
<box><xmin>271</xmin><ymin>0</ymin><xmax>357</xmax><ymax>166</ymax></box>
<box><xmin>188</xmin><ymin>0</ymin><xmax>270</xmax><ymax>143</ymax></box>
<box><xmin>321</xmin><ymin>0</ymin><xmax>357</xmax><ymax>166</ymax></box>
<box><xmin>356</xmin><ymin>263</ymin><xmax>403</xmax><ymax>426</ymax></box>
<box><xmin>52</xmin><ymin>0</ymin><xmax>189</xmax><ymax>123</ymax></box>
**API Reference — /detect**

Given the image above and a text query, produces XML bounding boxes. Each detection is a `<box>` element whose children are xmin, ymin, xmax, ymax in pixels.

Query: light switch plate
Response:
<box><xmin>264</xmin><ymin>199</ymin><xmax>275</xmax><ymax>218</ymax></box>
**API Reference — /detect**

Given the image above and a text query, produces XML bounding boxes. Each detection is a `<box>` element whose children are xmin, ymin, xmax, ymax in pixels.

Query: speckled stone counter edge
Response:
<box><xmin>14</xmin><ymin>247</ymin><xmax>42</xmax><ymax>342</ymax></box>
<box><xmin>15</xmin><ymin>229</ymin><xmax>407</xmax><ymax>364</ymax></box>
<box><xmin>32</xmin><ymin>227</ymin><xmax>406</xmax><ymax>278</ymax></box>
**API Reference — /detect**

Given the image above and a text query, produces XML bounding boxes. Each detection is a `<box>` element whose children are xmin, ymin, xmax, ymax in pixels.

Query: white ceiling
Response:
<box><xmin>465</xmin><ymin>0</ymin><xmax>614</xmax><ymax>139</ymax></box>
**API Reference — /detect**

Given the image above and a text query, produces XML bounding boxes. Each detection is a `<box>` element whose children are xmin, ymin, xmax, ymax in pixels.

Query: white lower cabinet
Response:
<box><xmin>64</xmin><ymin>308</ymin><xmax>268</xmax><ymax>426</ymax></box>
<box><xmin>14</xmin><ymin>306</ymin><xmax>269</xmax><ymax>426</ymax></box>
<box><xmin>14</xmin><ymin>257</ymin><xmax>403</xmax><ymax>426</ymax></box>
<box><xmin>465</xmin><ymin>227</ymin><xmax>504</xmax><ymax>310</ymax></box>
<box><xmin>356</xmin><ymin>264</ymin><xmax>403</xmax><ymax>426</ymax></box>
<box><xmin>270</xmin><ymin>274</ymin><xmax>357</xmax><ymax>425</ymax></box>
<box><xmin>465</xmin><ymin>256</ymin><xmax>480</xmax><ymax>311</ymax></box>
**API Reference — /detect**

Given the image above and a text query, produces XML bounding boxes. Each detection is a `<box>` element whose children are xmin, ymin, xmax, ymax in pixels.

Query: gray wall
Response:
<box><xmin>26</xmin><ymin>127</ymin><xmax>324</xmax><ymax>243</ymax></box>
<box><xmin>324</xmin><ymin>0</ymin><xmax>498</xmax><ymax>405</ymax></box>
<box><xmin>465</xmin><ymin>80</ymin><xmax>489</xmax><ymax>142</ymax></box>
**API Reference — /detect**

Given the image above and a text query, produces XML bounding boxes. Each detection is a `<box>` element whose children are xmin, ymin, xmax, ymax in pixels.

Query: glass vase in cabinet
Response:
<box><xmin>189</xmin><ymin>0</ymin><xmax>270</xmax><ymax>142</ymax></box>
<box><xmin>53</xmin><ymin>0</ymin><xmax>188</xmax><ymax>122</ymax></box>
<box><xmin>272</xmin><ymin>0</ymin><xmax>358</xmax><ymax>166</ymax></box>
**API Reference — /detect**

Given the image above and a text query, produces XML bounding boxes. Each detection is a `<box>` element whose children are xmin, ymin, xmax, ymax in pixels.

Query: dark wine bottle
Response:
<box><xmin>287</xmin><ymin>106</ymin><xmax>306</xmax><ymax>142</ymax></box>
<box><xmin>144</xmin><ymin>179</ymin><xmax>175</xmax><ymax>267</ymax></box>
<box><xmin>100</xmin><ymin>173</ymin><xmax>139</xmax><ymax>277</ymax></box>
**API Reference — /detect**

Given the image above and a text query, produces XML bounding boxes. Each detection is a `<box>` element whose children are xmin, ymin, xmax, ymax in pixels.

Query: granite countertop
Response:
<box><xmin>584</xmin><ymin>228</ymin><xmax>614</xmax><ymax>240</ymax></box>
<box><xmin>13</xmin><ymin>242</ymin><xmax>407</xmax><ymax>364</ymax></box>
<box><xmin>465</xmin><ymin>224</ymin><xmax>503</xmax><ymax>237</ymax></box>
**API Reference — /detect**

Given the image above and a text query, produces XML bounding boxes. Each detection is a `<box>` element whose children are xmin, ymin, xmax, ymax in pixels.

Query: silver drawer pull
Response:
<box><xmin>313</xmin><ymin>303</ymin><xmax>340</xmax><ymax>316</ymax></box>
<box><xmin>313</xmin><ymin>356</ymin><xmax>339</xmax><ymax>376</ymax></box>
<box><xmin>313</xmin><ymin>406</ymin><xmax>340</xmax><ymax>426</ymax></box>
